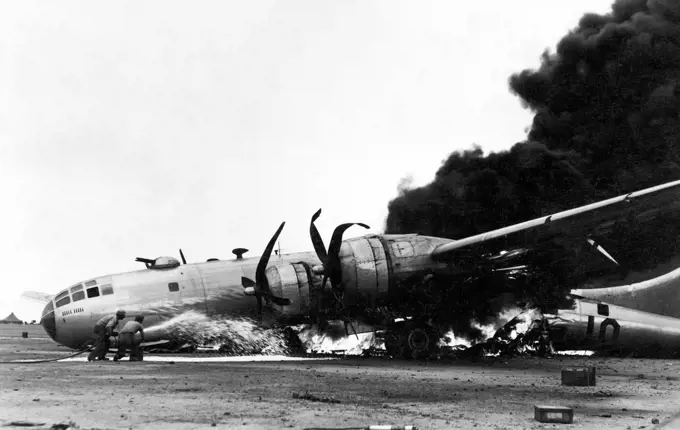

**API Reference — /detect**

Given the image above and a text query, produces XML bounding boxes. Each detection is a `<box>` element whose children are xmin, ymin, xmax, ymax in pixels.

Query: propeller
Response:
<box><xmin>310</xmin><ymin>209</ymin><xmax>369</xmax><ymax>340</ymax></box>
<box><xmin>241</xmin><ymin>222</ymin><xmax>291</xmax><ymax>315</ymax></box>
<box><xmin>179</xmin><ymin>249</ymin><xmax>187</xmax><ymax>265</ymax></box>
<box><xmin>309</xmin><ymin>208</ymin><xmax>370</xmax><ymax>293</ymax></box>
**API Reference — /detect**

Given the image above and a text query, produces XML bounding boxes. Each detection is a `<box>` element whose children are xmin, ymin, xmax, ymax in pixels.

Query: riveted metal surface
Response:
<box><xmin>391</xmin><ymin>240</ymin><xmax>416</xmax><ymax>258</ymax></box>
<box><xmin>367</xmin><ymin>236</ymin><xmax>390</xmax><ymax>298</ymax></box>
<box><xmin>349</xmin><ymin>237</ymin><xmax>381</xmax><ymax>308</ymax></box>
<box><xmin>339</xmin><ymin>241</ymin><xmax>357</xmax><ymax>305</ymax></box>
<box><xmin>267</xmin><ymin>264</ymin><xmax>299</xmax><ymax>314</ymax></box>
<box><xmin>293</xmin><ymin>263</ymin><xmax>311</xmax><ymax>316</ymax></box>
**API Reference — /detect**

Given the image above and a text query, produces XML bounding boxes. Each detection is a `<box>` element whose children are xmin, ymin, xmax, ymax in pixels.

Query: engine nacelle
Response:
<box><xmin>262</xmin><ymin>234</ymin><xmax>454</xmax><ymax>323</ymax></box>
<box><xmin>338</xmin><ymin>234</ymin><xmax>452</xmax><ymax>309</ymax></box>
<box><xmin>265</xmin><ymin>262</ymin><xmax>320</xmax><ymax>322</ymax></box>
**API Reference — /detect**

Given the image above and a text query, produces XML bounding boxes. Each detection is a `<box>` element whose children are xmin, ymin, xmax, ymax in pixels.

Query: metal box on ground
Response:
<box><xmin>561</xmin><ymin>366</ymin><xmax>596</xmax><ymax>386</ymax></box>
<box><xmin>534</xmin><ymin>405</ymin><xmax>574</xmax><ymax>424</ymax></box>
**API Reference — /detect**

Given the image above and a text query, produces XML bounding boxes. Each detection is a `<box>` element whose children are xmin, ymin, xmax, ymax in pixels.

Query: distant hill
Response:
<box><xmin>1</xmin><ymin>313</ymin><xmax>23</xmax><ymax>324</ymax></box>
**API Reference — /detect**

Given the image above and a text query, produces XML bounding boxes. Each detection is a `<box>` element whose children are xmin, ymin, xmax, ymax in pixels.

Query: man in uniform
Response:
<box><xmin>87</xmin><ymin>309</ymin><xmax>126</xmax><ymax>361</ymax></box>
<box><xmin>114</xmin><ymin>315</ymin><xmax>145</xmax><ymax>361</ymax></box>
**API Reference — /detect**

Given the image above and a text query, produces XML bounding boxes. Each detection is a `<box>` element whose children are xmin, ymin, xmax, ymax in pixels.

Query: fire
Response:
<box><xmin>294</xmin><ymin>324</ymin><xmax>383</xmax><ymax>355</ymax></box>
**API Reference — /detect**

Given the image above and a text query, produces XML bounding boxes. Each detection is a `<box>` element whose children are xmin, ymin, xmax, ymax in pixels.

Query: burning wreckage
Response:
<box><xmin>142</xmin><ymin>292</ymin><xmax>680</xmax><ymax>360</ymax></box>
<box><xmin>141</xmin><ymin>307</ymin><xmax>557</xmax><ymax>360</ymax></box>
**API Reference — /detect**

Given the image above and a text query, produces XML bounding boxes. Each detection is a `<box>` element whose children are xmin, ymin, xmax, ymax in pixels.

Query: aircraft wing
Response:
<box><xmin>20</xmin><ymin>291</ymin><xmax>54</xmax><ymax>304</ymax></box>
<box><xmin>430</xmin><ymin>179</ymin><xmax>680</xmax><ymax>261</ymax></box>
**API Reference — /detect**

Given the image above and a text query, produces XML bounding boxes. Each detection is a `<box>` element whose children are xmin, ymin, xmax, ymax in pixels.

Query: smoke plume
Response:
<box><xmin>385</xmin><ymin>0</ymin><xmax>680</xmax><ymax>339</ymax></box>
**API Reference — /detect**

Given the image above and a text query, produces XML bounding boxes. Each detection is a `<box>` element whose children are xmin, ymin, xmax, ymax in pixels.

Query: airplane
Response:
<box><xmin>25</xmin><ymin>178</ymin><xmax>680</xmax><ymax>358</ymax></box>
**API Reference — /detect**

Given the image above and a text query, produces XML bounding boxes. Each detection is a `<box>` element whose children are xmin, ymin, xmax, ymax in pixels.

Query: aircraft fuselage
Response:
<box><xmin>41</xmin><ymin>251</ymin><xmax>319</xmax><ymax>349</ymax></box>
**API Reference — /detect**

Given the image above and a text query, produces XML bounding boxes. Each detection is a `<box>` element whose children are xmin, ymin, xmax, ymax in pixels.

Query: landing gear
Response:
<box><xmin>384</xmin><ymin>323</ymin><xmax>440</xmax><ymax>359</ymax></box>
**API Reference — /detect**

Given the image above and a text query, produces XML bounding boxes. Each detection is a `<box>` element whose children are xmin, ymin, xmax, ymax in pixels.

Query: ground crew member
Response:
<box><xmin>87</xmin><ymin>309</ymin><xmax>126</xmax><ymax>361</ymax></box>
<box><xmin>114</xmin><ymin>315</ymin><xmax>145</xmax><ymax>362</ymax></box>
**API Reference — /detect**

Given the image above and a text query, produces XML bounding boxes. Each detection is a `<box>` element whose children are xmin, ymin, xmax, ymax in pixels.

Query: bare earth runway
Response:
<box><xmin>2</xmin><ymin>339</ymin><xmax>680</xmax><ymax>429</ymax></box>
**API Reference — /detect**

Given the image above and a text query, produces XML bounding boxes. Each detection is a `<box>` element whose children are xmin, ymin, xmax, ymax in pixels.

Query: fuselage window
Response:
<box><xmin>55</xmin><ymin>290</ymin><xmax>69</xmax><ymax>301</ymax></box>
<box><xmin>70</xmin><ymin>284</ymin><xmax>83</xmax><ymax>293</ymax></box>
<box><xmin>72</xmin><ymin>291</ymin><xmax>85</xmax><ymax>302</ymax></box>
<box><xmin>101</xmin><ymin>284</ymin><xmax>114</xmax><ymax>296</ymax></box>
<box><xmin>85</xmin><ymin>280</ymin><xmax>97</xmax><ymax>287</ymax></box>
<box><xmin>42</xmin><ymin>301</ymin><xmax>54</xmax><ymax>316</ymax></box>
<box><xmin>168</xmin><ymin>282</ymin><xmax>179</xmax><ymax>292</ymax></box>
<box><xmin>56</xmin><ymin>296</ymin><xmax>71</xmax><ymax>308</ymax></box>
<box><xmin>86</xmin><ymin>287</ymin><xmax>100</xmax><ymax>298</ymax></box>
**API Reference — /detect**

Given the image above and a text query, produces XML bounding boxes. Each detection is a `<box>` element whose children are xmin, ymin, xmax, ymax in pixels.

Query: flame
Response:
<box><xmin>438</xmin><ymin>331</ymin><xmax>472</xmax><ymax>348</ymax></box>
<box><xmin>294</xmin><ymin>324</ymin><xmax>383</xmax><ymax>355</ymax></box>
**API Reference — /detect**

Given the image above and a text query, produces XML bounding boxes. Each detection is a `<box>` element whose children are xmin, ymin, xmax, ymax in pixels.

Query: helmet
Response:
<box><xmin>116</xmin><ymin>309</ymin><xmax>126</xmax><ymax>318</ymax></box>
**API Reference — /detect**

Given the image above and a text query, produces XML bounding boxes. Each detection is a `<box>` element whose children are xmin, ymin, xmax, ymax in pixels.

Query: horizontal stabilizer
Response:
<box><xmin>20</xmin><ymin>291</ymin><xmax>54</xmax><ymax>304</ymax></box>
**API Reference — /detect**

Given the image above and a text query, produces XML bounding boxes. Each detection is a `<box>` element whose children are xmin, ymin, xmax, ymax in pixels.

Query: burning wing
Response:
<box><xmin>430</xmin><ymin>179</ymin><xmax>680</xmax><ymax>271</ymax></box>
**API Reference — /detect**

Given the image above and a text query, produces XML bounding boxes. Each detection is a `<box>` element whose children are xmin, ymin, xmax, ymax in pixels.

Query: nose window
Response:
<box><xmin>86</xmin><ymin>287</ymin><xmax>100</xmax><ymax>298</ymax></box>
<box><xmin>72</xmin><ymin>291</ymin><xmax>85</xmax><ymax>302</ymax></box>
<box><xmin>56</xmin><ymin>296</ymin><xmax>71</xmax><ymax>308</ymax></box>
<box><xmin>55</xmin><ymin>290</ymin><xmax>69</xmax><ymax>302</ymax></box>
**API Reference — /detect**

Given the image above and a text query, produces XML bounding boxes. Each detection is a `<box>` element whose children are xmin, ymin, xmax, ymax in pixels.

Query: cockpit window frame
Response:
<box><xmin>85</xmin><ymin>280</ymin><xmax>97</xmax><ymax>287</ymax></box>
<box><xmin>55</xmin><ymin>290</ymin><xmax>70</xmax><ymax>301</ymax></box>
<box><xmin>55</xmin><ymin>296</ymin><xmax>71</xmax><ymax>308</ymax></box>
<box><xmin>72</xmin><ymin>291</ymin><xmax>86</xmax><ymax>302</ymax></box>
<box><xmin>70</xmin><ymin>284</ymin><xmax>83</xmax><ymax>293</ymax></box>
<box><xmin>86</xmin><ymin>286</ymin><xmax>100</xmax><ymax>299</ymax></box>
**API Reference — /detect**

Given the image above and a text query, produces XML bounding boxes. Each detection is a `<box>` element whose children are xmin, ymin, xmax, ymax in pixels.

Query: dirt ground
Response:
<box><xmin>2</xmin><ymin>338</ymin><xmax>680</xmax><ymax>429</ymax></box>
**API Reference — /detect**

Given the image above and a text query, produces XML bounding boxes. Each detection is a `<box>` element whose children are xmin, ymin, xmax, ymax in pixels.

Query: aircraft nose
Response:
<box><xmin>40</xmin><ymin>303</ymin><xmax>57</xmax><ymax>341</ymax></box>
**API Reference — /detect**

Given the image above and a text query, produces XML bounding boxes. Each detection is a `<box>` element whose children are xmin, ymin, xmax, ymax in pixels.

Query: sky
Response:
<box><xmin>0</xmin><ymin>0</ymin><xmax>615</xmax><ymax>322</ymax></box>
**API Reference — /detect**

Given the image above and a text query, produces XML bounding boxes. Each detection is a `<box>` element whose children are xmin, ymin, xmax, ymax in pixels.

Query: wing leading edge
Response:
<box><xmin>430</xmin><ymin>179</ymin><xmax>680</xmax><ymax>261</ymax></box>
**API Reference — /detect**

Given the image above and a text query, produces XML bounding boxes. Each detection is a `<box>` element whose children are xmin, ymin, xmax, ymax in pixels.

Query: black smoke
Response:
<box><xmin>385</xmin><ymin>0</ymin><xmax>680</xmax><ymax>339</ymax></box>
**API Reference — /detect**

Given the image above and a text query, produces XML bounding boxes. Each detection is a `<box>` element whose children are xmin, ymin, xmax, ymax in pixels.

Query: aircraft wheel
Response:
<box><xmin>406</xmin><ymin>326</ymin><xmax>439</xmax><ymax>359</ymax></box>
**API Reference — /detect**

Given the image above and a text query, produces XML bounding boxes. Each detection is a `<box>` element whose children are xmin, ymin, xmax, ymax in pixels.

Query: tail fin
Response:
<box><xmin>21</xmin><ymin>291</ymin><xmax>54</xmax><ymax>304</ymax></box>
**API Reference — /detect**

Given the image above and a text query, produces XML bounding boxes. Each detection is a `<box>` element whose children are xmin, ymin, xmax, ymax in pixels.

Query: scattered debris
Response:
<box><xmin>562</xmin><ymin>366</ymin><xmax>596</xmax><ymax>386</ymax></box>
<box><xmin>292</xmin><ymin>390</ymin><xmax>341</xmax><ymax>404</ymax></box>
<box><xmin>4</xmin><ymin>421</ymin><xmax>46</xmax><ymax>427</ymax></box>
<box><xmin>534</xmin><ymin>405</ymin><xmax>574</xmax><ymax>424</ymax></box>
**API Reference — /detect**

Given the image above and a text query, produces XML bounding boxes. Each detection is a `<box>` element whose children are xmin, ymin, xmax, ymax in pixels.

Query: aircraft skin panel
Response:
<box><xmin>194</xmin><ymin>260</ymin><xmax>260</xmax><ymax>319</ymax></box>
<box><xmin>548</xmin><ymin>298</ymin><xmax>680</xmax><ymax>352</ymax></box>
<box><xmin>368</xmin><ymin>236</ymin><xmax>390</xmax><ymax>298</ymax></box>
<box><xmin>384</xmin><ymin>235</ymin><xmax>450</xmax><ymax>280</ymax></box>
<box><xmin>572</xmin><ymin>265</ymin><xmax>680</xmax><ymax>319</ymax></box>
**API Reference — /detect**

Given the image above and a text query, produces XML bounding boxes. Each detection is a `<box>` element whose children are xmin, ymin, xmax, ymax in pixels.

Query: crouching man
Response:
<box><xmin>114</xmin><ymin>315</ymin><xmax>145</xmax><ymax>362</ymax></box>
<box><xmin>87</xmin><ymin>309</ymin><xmax>126</xmax><ymax>362</ymax></box>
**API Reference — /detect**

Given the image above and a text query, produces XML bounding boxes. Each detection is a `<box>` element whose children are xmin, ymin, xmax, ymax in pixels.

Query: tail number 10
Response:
<box><xmin>586</xmin><ymin>316</ymin><xmax>620</xmax><ymax>342</ymax></box>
